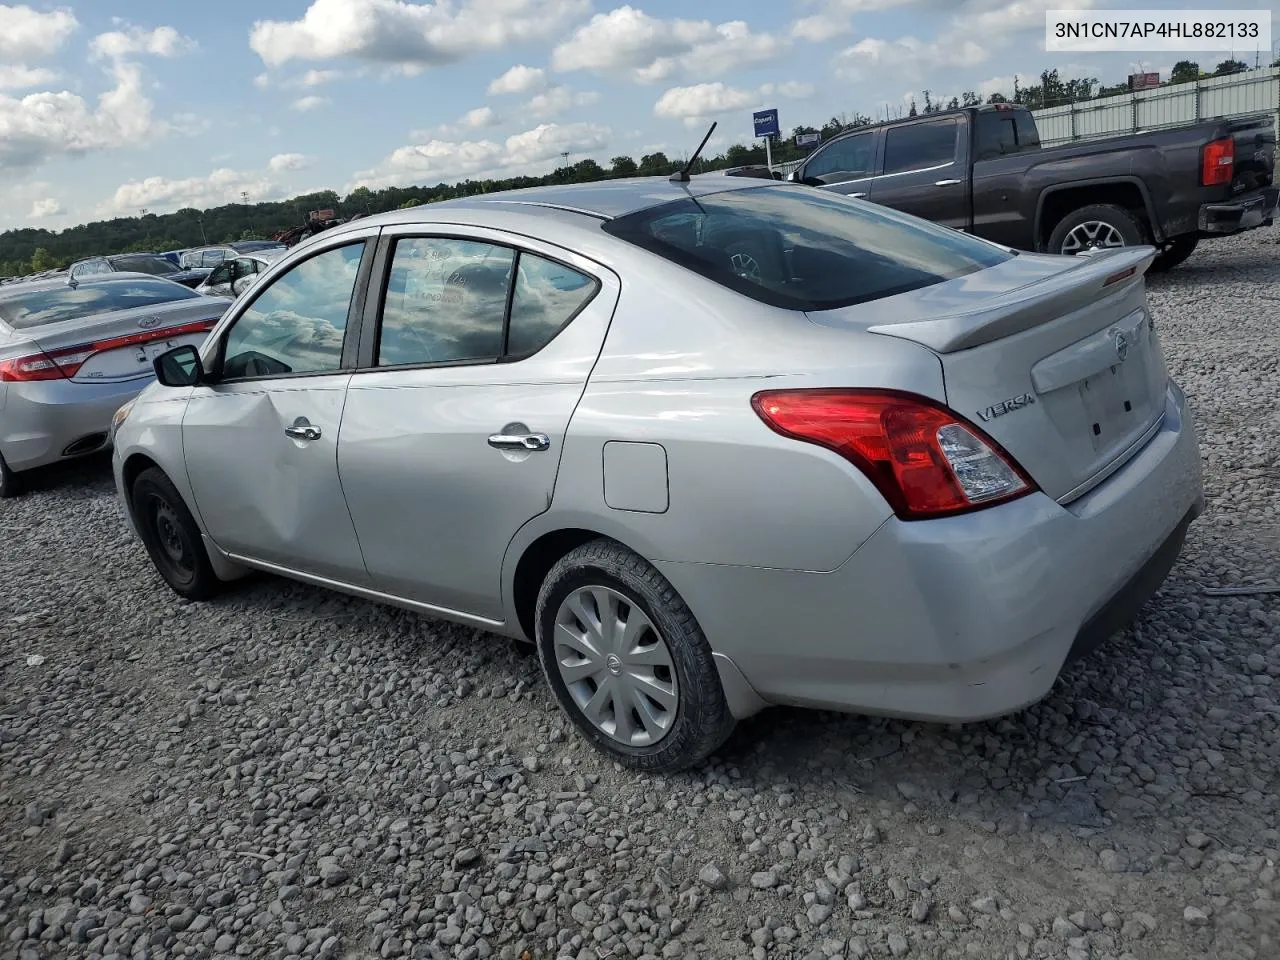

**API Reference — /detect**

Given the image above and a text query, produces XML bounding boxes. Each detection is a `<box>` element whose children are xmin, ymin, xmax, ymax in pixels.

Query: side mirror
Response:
<box><xmin>786</xmin><ymin>169</ymin><xmax>800</xmax><ymax>182</ymax></box>
<box><xmin>154</xmin><ymin>344</ymin><xmax>204</xmax><ymax>387</ymax></box>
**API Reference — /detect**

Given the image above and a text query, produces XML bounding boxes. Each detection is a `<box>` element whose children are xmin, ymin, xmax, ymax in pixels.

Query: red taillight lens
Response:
<box><xmin>751</xmin><ymin>388</ymin><xmax>1037</xmax><ymax>520</ymax></box>
<box><xmin>1201</xmin><ymin>137</ymin><xmax>1234</xmax><ymax>186</ymax></box>
<box><xmin>0</xmin><ymin>318</ymin><xmax>217</xmax><ymax>383</ymax></box>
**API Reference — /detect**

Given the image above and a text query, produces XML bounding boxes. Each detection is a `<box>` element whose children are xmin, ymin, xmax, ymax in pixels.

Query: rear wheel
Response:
<box><xmin>1048</xmin><ymin>204</ymin><xmax>1148</xmax><ymax>256</ymax></box>
<box><xmin>535</xmin><ymin>539</ymin><xmax>735</xmax><ymax>773</ymax></box>
<box><xmin>0</xmin><ymin>453</ymin><xmax>20</xmax><ymax>499</ymax></box>
<box><xmin>130</xmin><ymin>467</ymin><xmax>220</xmax><ymax>600</ymax></box>
<box><xmin>1151</xmin><ymin>235</ymin><xmax>1199</xmax><ymax>272</ymax></box>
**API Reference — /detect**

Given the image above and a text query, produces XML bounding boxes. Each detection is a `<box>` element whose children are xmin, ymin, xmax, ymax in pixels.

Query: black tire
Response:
<box><xmin>535</xmin><ymin>539</ymin><xmax>736</xmax><ymax>773</ymax></box>
<box><xmin>130</xmin><ymin>466</ymin><xmax>221</xmax><ymax>601</ymax></box>
<box><xmin>1150</xmin><ymin>235</ymin><xmax>1200</xmax><ymax>273</ymax></box>
<box><xmin>0</xmin><ymin>453</ymin><xmax>20</xmax><ymax>499</ymax></box>
<box><xmin>1047</xmin><ymin>203</ymin><xmax>1149</xmax><ymax>256</ymax></box>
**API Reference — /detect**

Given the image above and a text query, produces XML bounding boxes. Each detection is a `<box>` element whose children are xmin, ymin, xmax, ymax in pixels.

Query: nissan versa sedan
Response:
<box><xmin>111</xmin><ymin>178</ymin><xmax>1204</xmax><ymax>772</ymax></box>
<box><xmin>0</xmin><ymin>274</ymin><xmax>227</xmax><ymax>497</ymax></box>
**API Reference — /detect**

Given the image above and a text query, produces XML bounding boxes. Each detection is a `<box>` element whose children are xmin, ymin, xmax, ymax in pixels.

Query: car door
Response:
<box><xmin>181</xmin><ymin>232</ymin><xmax>377</xmax><ymax>582</ymax></box>
<box><xmin>337</xmin><ymin>228</ymin><xmax>619</xmax><ymax>621</ymax></box>
<box><xmin>797</xmin><ymin>130</ymin><xmax>881</xmax><ymax>199</ymax></box>
<box><xmin>869</xmin><ymin>116</ymin><xmax>970</xmax><ymax>230</ymax></box>
<box><xmin>202</xmin><ymin>260</ymin><xmax>234</xmax><ymax>297</ymax></box>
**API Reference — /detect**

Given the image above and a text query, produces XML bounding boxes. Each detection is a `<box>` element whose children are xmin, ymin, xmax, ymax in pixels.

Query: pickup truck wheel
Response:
<box><xmin>1151</xmin><ymin>236</ymin><xmax>1199</xmax><ymax>272</ymax></box>
<box><xmin>1048</xmin><ymin>204</ymin><xmax>1148</xmax><ymax>256</ymax></box>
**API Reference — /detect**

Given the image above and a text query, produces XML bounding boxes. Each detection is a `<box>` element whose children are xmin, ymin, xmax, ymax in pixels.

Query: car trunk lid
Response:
<box><xmin>808</xmin><ymin>246</ymin><xmax>1168</xmax><ymax>502</ymax></box>
<box><xmin>24</xmin><ymin>299</ymin><xmax>224</xmax><ymax>383</ymax></box>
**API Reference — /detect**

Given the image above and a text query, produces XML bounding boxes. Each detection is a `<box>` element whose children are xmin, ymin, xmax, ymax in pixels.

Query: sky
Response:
<box><xmin>1</xmin><ymin>0</ymin><xmax>1277</xmax><ymax>232</ymax></box>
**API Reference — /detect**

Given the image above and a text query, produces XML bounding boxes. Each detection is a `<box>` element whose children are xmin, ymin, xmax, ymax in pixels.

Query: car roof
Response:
<box><xmin>407</xmin><ymin>175</ymin><xmax>773</xmax><ymax>221</ymax></box>
<box><xmin>0</xmin><ymin>272</ymin><xmax>189</xmax><ymax>299</ymax></box>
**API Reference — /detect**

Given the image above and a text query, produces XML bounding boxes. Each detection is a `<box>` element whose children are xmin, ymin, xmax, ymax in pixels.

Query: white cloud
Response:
<box><xmin>410</xmin><ymin>105</ymin><xmax>503</xmax><ymax>140</ymax></box>
<box><xmin>253</xmin><ymin>72</ymin><xmax>271</xmax><ymax>90</ymax></box>
<box><xmin>0</xmin><ymin>65</ymin><xmax>57</xmax><ymax>89</ymax></box>
<box><xmin>524</xmin><ymin>85</ymin><xmax>600</xmax><ymax>119</ymax></box>
<box><xmin>834</xmin><ymin>36</ymin><xmax>988</xmax><ymax>82</ymax></box>
<box><xmin>0</xmin><ymin>59</ymin><xmax>164</xmax><ymax>170</ymax></box>
<box><xmin>299</xmin><ymin>68</ymin><xmax>341</xmax><ymax>86</ymax></box>
<box><xmin>100</xmin><ymin>167</ymin><xmax>290</xmax><ymax>217</ymax></box>
<box><xmin>292</xmin><ymin>95</ymin><xmax>329</xmax><ymax>111</ymax></box>
<box><xmin>29</xmin><ymin>197</ymin><xmax>62</xmax><ymax>218</ymax></box>
<box><xmin>487</xmin><ymin>64</ymin><xmax>545</xmax><ymax>95</ymax></box>
<box><xmin>250</xmin><ymin>0</ymin><xmax>590</xmax><ymax>69</ymax></box>
<box><xmin>269</xmin><ymin>152</ymin><xmax>312</xmax><ymax>172</ymax></box>
<box><xmin>352</xmin><ymin>120</ymin><xmax>610</xmax><ymax>189</ymax></box>
<box><xmin>460</xmin><ymin>105</ymin><xmax>500</xmax><ymax>128</ymax></box>
<box><xmin>654</xmin><ymin>81</ymin><xmax>813</xmax><ymax>126</ymax></box>
<box><xmin>90</xmin><ymin>25</ymin><xmax>197</xmax><ymax>60</ymax></box>
<box><xmin>552</xmin><ymin>8</ymin><xmax>785</xmax><ymax>82</ymax></box>
<box><xmin>790</xmin><ymin>16</ymin><xmax>851</xmax><ymax>43</ymax></box>
<box><xmin>0</xmin><ymin>4</ymin><xmax>78</xmax><ymax>61</ymax></box>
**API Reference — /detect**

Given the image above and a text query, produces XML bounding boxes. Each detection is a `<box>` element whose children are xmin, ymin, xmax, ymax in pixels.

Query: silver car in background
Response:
<box><xmin>111</xmin><ymin>178</ymin><xmax>1203</xmax><ymax>772</ymax></box>
<box><xmin>0</xmin><ymin>274</ymin><xmax>226</xmax><ymax>496</ymax></box>
<box><xmin>194</xmin><ymin>249</ymin><xmax>286</xmax><ymax>299</ymax></box>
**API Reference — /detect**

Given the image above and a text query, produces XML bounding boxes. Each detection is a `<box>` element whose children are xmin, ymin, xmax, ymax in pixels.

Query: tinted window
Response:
<box><xmin>221</xmin><ymin>242</ymin><xmax>364</xmax><ymax>379</ymax></box>
<box><xmin>0</xmin><ymin>279</ymin><xmax>199</xmax><ymax>330</ymax></box>
<box><xmin>602</xmin><ymin>185</ymin><xmax>1011</xmax><ymax>311</ymax></box>
<box><xmin>975</xmin><ymin>110</ymin><xmax>1042</xmax><ymax>161</ymax></box>
<box><xmin>805</xmin><ymin>133</ymin><xmax>875</xmax><ymax>181</ymax></box>
<box><xmin>377</xmin><ymin>238</ymin><xmax>514</xmax><ymax>366</ymax></box>
<box><xmin>507</xmin><ymin>255</ymin><xmax>597</xmax><ymax>357</ymax></box>
<box><xmin>206</xmin><ymin>262</ymin><xmax>233</xmax><ymax>286</ymax></box>
<box><xmin>882</xmin><ymin>119</ymin><xmax>959</xmax><ymax>174</ymax></box>
<box><xmin>232</xmin><ymin>258</ymin><xmax>260</xmax><ymax>280</ymax></box>
<box><xmin>111</xmin><ymin>255</ymin><xmax>178</xmax><ymax>276</ymax></box>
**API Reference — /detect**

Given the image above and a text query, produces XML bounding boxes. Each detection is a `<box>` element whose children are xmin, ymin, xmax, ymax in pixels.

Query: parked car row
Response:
<box><xmin>100</xmin><ymin>176</ymin><xmax>1204</xmax><ymax>773</ymax></box>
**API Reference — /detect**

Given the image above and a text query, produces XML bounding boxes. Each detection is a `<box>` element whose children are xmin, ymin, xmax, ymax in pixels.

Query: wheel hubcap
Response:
<box><xmin>552</xmin><ymin>585</ymin><xmax>679</xmax><ymax>747</ymax></box>
<box><xmin>1062</xmin><ymin>220</ymin><xmax>1126</xmax><ymax>255</ymax></box>
<box><xmin>151</xmin><ymin>498</ymin><xmax>192</xmax><ymax>574</ymax></box>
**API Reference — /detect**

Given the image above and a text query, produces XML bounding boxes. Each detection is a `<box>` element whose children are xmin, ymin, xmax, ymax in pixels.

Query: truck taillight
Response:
<box><xmin>751</xmin><ymin>388</ymin><xmax>1037</xmax><ymax>520</ymax></box>
<box><xmin>1201</xmin><ymin>137</ymin><xmax>1234</xmax><ymax>186</ymax></box>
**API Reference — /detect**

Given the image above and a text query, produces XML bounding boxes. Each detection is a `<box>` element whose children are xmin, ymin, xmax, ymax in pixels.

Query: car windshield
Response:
<box><xmin>0</xmin><ymin>279</ymin><xmax>198</xmax><ymax>330</ymax></box>
<box><xmin>602</xmin><ymin>185</ymin><xmax>1013</xmax><ymax>310</ymax></box>
<box><xmin>110</xmin><ymin>255</ymin><xmax>179</xmax><ymax>276</ymax></box>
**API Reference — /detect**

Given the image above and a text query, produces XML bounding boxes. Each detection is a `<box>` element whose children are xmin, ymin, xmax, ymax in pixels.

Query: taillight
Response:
<box><xmin>0</xmin><ymin>318</ymin><xmax>216</xmax><ymax>383</ymax></box>
<box><xmin>1201</xmin><ymin>137</ymin><xmax>1234</xmax><ymax>186</ymax></box>
<box><xmin>751</xmin><ymin>388</ymin><xmax>1036</xmax><ymax>520</ymax></box>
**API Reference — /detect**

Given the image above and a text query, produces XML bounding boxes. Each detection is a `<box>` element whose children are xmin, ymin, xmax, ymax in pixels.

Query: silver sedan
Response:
<box><xmin>0</xmin><ymin>273</ymin><xmax>226</xmax><ymax>497</ymax></box>
<box><xmin>111</xmin><ymin>178</ymin><xmax>1204</xmax><ymax>772</ymax></box>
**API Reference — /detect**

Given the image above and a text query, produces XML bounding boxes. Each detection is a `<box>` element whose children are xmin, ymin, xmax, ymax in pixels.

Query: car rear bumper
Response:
<box><xmin>1198</xmin><ymin>186</ymin><xmax>1279</xmax><ymax>234</ymax></box>
<box><xmin>658</xmin><ymin>381</ymin><xmax>1204</xmax><ymax>721</ymax></box>
<box><xmin>0</xmin><ymin>376</ymin><xmax>148</xmax><ymax>472</ymax></box>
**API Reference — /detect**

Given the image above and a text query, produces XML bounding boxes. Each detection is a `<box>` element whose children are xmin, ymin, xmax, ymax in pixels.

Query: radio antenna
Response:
<box><xmin>670</xmin><ymin>121</ymin><xmax>717</xmax><ymax>183</ymax></box>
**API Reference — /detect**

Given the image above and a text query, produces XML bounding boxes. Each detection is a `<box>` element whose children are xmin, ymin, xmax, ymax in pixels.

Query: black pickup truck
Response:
<box><xmin>787</xmin><ymin>103</ymin><xmax>1278</xmax><ymax>271</ymax></box>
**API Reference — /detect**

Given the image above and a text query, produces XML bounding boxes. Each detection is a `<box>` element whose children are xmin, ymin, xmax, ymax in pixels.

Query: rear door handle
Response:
<box><xmin>850</xmin><ymin>192</ymin><xmax>867</xmax><ymax>199</ymax></box>
<box><xmin>488</xmin><ymin>432</ymin><xmax>550</xmax><ymax>451</ymax></box>
<box><xmin>284</xmin><ymin>418</ymin><xmax>322</xmax><ymax>441</ymax></box>
<box><xmin>935</xmin><ymin>178</ymin><xmax>963</xmax><ymax>186</ymax></box>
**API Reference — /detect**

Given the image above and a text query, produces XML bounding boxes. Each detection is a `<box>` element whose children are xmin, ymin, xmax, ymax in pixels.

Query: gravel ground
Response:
<box><xmin>2</xmin><ymin>227</ymin><xmax>1278</xmax><ymax>960</ymax></box>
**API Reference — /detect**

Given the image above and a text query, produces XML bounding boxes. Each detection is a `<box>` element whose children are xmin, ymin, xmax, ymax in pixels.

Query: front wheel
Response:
<box><xmin>1047</xmin><ymin>203</ymin><xmax>1149</xmax><ymax>256</ymax></box>
<box><xmin>130</xmin><ymin>467</ymin><xmax>221</xmax><ymax>600</ymax></box>
<box><xmin>535</xmin><ymin>540</ymin><xmax>735</xmax><ymax>773</ymax></box>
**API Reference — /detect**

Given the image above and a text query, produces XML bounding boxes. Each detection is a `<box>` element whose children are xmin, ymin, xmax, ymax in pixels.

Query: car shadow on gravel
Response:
<box><xmin>6</xmin><ymin>452</ymin><xmax>115</xmax><ymax>498</ymax></box>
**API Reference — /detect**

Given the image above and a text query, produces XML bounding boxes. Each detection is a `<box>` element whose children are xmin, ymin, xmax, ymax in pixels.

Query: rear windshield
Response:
<box><xmin>0</xmin><ymin>279</ymin><xmax>198</xmax><ymax>330</ymax></box>
<box><xmin>110</xmin><ymin>255</ymin><xmax>179</xmax><ymax>275</ymax></box>
<box><xmin>602</xmin><ymin>185</ymin><xmax>1012</xmax><ymax>310</ymax></box>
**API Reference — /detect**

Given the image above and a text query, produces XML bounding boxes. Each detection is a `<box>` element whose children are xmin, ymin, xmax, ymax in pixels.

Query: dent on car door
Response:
<box><xmin>337</xmin><ymin>231</ymin><xmax>618</xmax><ymax>621</ymax></box>
<box><xmin>181</xmin><ymin>237</ymin><xmax>375</xmax><ymax>582</ymax></box>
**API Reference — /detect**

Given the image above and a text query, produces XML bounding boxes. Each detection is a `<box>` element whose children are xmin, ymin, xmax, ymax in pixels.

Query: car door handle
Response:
<box><xmin>488</xmin><ymin>432</ymin><xmax>550</xmax><ymax>451</ymax></box>
<box><xmin>284</xmin><ymin>419</ymin><xmax>322</xmax><ymax>441</ymax></box>
<box><xmin>935</xmin><ymin>178</ymin><xmax>963</xmax><ymax>186</ymax></box>
<box><xmin>850</xmin><ymin>192</ymin><xmax>867</xmax><ymax>199</ymax></box>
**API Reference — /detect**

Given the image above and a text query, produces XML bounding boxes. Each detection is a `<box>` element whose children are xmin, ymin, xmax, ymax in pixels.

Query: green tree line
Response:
<box><xmin>3</xmin><ymin>57</ymin><xmax>1273</xmax><ymax>279</ymax></box>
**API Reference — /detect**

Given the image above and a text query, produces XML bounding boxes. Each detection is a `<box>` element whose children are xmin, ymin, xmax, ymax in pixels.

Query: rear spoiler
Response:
<box><xmin>867</xmin><ymin>246</ymin><xmax>1156</xmax><ymax>353</ymax></box>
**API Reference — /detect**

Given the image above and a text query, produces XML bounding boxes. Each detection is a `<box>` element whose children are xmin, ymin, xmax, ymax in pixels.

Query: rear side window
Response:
<box><xmin>804</xmin><ymin>132</ymin><xmax>876</xmax><ymax>182</ymax></box>
<box><xmin>883</xmin><ymin>119</ymin><xmax>959</xmax><ymax>174</ymax></box>
<box><xmin>975</xmin><ymin>110</ymin><xmax>1041</xmax><ymax>161</ymax></box>
<box><xmin>0</xmin><ymin>279</ymin><xmax>199</xmax><ymax>330</ymax></box>
<box><xmin>375</xmin><ymin>237</ymin><xmax>598</xmax><ymax>367</ymax></box>
<box><xmin>602</xmin><ymin>185</ymin><xmax>1011</xmax><ymax>311</ymax></box>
